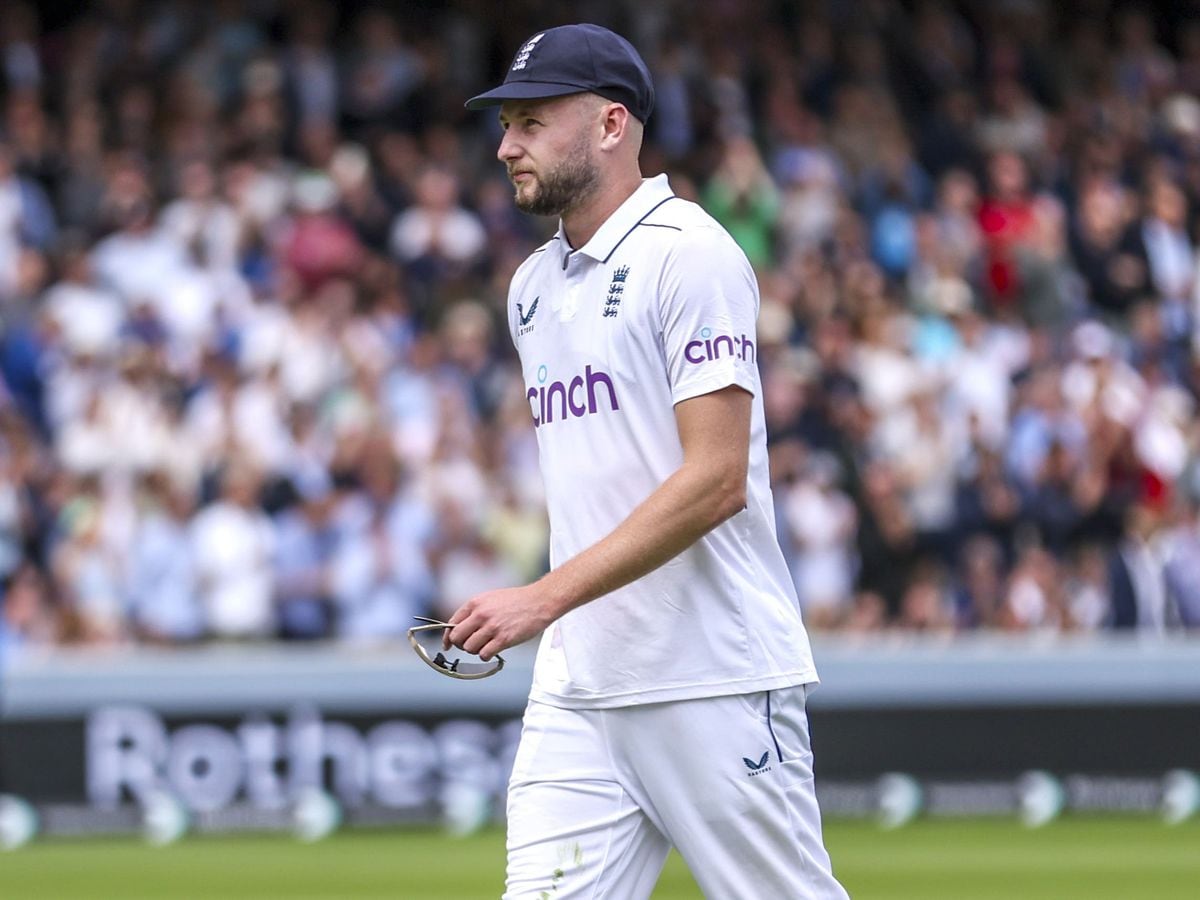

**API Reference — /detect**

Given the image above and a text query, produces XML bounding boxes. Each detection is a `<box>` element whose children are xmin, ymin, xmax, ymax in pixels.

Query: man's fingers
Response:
<box><xmin>478</xmin><ymin>639</ymin><xmax>505</xmax><ymax>663</ymax></box>
<box><xmin>444</xmin><ymin>607</ymin><xmax>470</xmax><ymax>649</ymax></box>
<box><xmin>446</xmin><ymin>621</ymin><xmax>469</xmax><ymax>651</ymax></box>
<box><xmin>462</xmin><ymin>627</ymin><xmax>490</xmax><ymax>656</ymax></box>
<box><xmin>441</xmin><ymin>594</ymin><xmax>519</xmax><ymax>658</ymax></box>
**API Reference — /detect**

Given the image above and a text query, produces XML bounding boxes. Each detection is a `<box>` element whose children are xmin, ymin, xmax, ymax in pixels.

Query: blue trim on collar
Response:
<box><xmin>600</xmin><ymin>195</ymin><xmax>677</xmax><ymax>263</ymax></box>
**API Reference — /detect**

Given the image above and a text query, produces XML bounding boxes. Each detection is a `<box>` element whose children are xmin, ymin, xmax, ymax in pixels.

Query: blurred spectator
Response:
<box><xmin>280</xmin><ymin>173</ymin><xmax>364</xmax><ymax>290</ymax></box>
<box><xmin>918</xmin><ymin>88</ymin><xmax>983</xmax><ymax>178</ymax></box>
<box><xmin>1165</xmin><ymin>498</ymin><xmax>1200</xmax><ymax>627</ymax></box>
<box><xmin>703</xmin><ymin>136</ymin><xmax>780</xmax><ymax>268</ymax></box>
<box><xmin>390</xmin><ymin>164</ymin><xmax>486</xmax><ymax>297</ymax></box>
<box><xmin>650</xmin><ymin>36</ymin><xmax>695</xmax><ymax>162</ymax></box>
<box><xmin>859</xmin><ymin>132</ymin><xmax>930</xmax><ymax>278</ymax></box>
<box><xmin>978</xmin><ymin>150</ymin><xmax>1039</xmax><ymax>309</ymax></box>
<box><xmin>898</xmin><ymin>565</ymin><xmax>956</xmax><ymax>632</ymax></box>
<box><xmin>0</xmin><ymin>562</ymin><xmax>57</xmax><ymax>656</ymax></box>
<box><xmin>160</xmin><ymin>159</ymin><xmax>242</xmax><ymax>275</ymax></box>
<box><xmin>190</xmin><ymin>463</ymin><xmax>276</xmax><ymax>638</ymax></box>
<box><xmin>272</xmin><ymin>473</ymin><xmax>338</xmax><ymax>640</ymax></box>
<box><xmin>1066</xmin><ymin>543</ymin><xmax>1113</xmax><ymax>631</ymax></box>
<box><xmin>282</xmin><ymin>2</ymin><xmax>338</xmax><ymax>129</ymax></box>
<box><xmin>331</xmin><ymin>143</ymin><xmax>394</xmax><ymax>253</ymax></box>
<box><xmin>439</xmin><ymin>300</ymin><xmax>512</xmax><ymax>424</ymax></box>
<box><xmin>342</xmin><ymin>9</ymin><xmax>424</xmax><ymax>130</ymax></box>
<box><xmin>776</xmin><ymin>147</ymin><xmax>842</xmax><ymax>258</ymax></box>
<box><xmin>42</xmin><ymin>238</ymin><xmax>124</xmax><ymax>362</ymax></box>
<box><xmin>430</xmin><ymin>497</ymin><xmax>521</xmax><ymax>623</ymax></box>
<box><xmin>779</xmin><ymin>451</ymin><xmax>856</xmax><ymax>629</ymax></box>
<box><xmin>0</xmin><ymin>141</ymin><xmax>55</xmax><ymax>304</ymax></box>
<box><xmin>1138</xmin><ymin>176</ymin><xmax>1193</xmax><ymax>344</ymax></box>
<box><xmin>1109</xmin><ymin>497</ymin><xmax>1176</xmax><ymax>632</ymax></box>
<box><xmin>128</xmin><ymin>473</ymin><xmax>203</xmax><ymax>643</ymax></box>
<box><xmin>976</xmin><ymin>78</ymin><xmax>1048</xmax><ymax>158</ymax></box>
<box><xmin>955</xmin><ymin>444</ymin><xmax>1022</xmax><ymax>559</ymax></box>
<box><xmin>1070</xmin><ymin>178</ymin><xmax>1149</xmax><ymax>320</ymax></box>
<box><xmin>328</xmin><ymin>437</ymin><xmax>435</xmax><ymax>642</ymax></box>
<box><xmin>51</xmin><ymin>489</ymin><xmax>126</xmax><ymax>643</ymax></box>
<box><xmin>1000</xmin><ymin>546</ymin><xmax>1066</xmax><ymax>632</ymax></box>
<box><xmin>855</xmin><ymin>460</ymin><xmax>918</xmax><ymax>619</ymax></box>
<box><xmin>952</xmin><ymin>535</ymin><xmax>1006</xmax><ymax>629</ymax></box>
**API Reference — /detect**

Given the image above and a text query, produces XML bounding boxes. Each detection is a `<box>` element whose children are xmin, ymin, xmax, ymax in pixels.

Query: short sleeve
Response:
<box><xmin>505</xmin><ymin>279</ymin><xmax>519</xmax><ymax>349</ymax></box>
<box><xmin>657</xmin><ymin>226</ymin><xmax>761</xmax><ymax>405</ymax></box>
<box><xmin>507</xmin><ymin>251</ymin><xmax>541</xmax><ymax>350</ymax></box>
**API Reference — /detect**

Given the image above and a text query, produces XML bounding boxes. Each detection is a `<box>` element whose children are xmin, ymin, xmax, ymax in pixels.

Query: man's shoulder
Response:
<box><xmin>513</xmin><ymin>235</ymin><xmax>561</xmax><ymax>277</ymax></box>
<box><xmin>642</xmin><ymin>194</ymin><xmax>714</xmax><ymax>229</ymax></box>
<box><xmin>505</xmin><ymin>236</ymin><xmax>560</xmax><ymax>324</ymax></box>
<box><xmin>635</xmin><ymin>196</ymin><xmax>749</xmax><ymax>267</ymax></box>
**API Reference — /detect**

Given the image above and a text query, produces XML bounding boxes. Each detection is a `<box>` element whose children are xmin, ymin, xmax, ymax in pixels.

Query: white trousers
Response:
<box><xmin>503</xmin><ymin>685</ymin><xmax>849</xmax><ymax>899</ymax></box>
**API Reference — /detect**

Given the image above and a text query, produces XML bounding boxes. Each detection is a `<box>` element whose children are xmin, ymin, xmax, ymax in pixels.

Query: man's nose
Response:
<box><xmin>498</xmin><ymin>130</ymin><xmax>521</xmax><ymax>162</ymax></box>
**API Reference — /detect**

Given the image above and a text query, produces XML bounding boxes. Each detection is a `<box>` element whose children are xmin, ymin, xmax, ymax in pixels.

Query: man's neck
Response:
<box><xmin>561</xmin><ymin>171</ymin><xmax>643</xmax><ymax>249</ymax></box>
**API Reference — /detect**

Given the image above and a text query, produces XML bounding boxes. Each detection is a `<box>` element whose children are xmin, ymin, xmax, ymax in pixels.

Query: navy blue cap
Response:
<box><xmin>466</xmin><ymin>24</ymin><xmax>654</xmax><ymax>123</ymax></box>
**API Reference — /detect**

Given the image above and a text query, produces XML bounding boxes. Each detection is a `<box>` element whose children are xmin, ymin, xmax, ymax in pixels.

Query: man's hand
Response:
<box><xmin>444</xmin><ymin>584</ymin><xmax>561</xmax><ymax>661</ymax></box>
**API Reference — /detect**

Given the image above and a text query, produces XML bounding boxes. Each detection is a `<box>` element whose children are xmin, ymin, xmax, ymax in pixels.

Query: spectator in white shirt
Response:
<box><xmin>190</xmin><ymin>462</ymin><xmax>276</xmax><ymax>638</ymax></box>
<box><xmin>128</xmin><ymin>472</ymin><xmax>204</xmax><ymax>642</ymax></box>
<box><xmin>41</xmin><ymin>238</ymin><xmax>123</xmax><ymax>361</ymax></box>
<box><xmin>1139</xmin><ymin>177</ymin><xmax>1193</xmax><ymax>341</ymax></box>
<box><xmin>389</xmin><ymin>165</ymin><xmax>486</xmax><ymax>279</ymax></box>
<box><xmin>160</xmin><ymin>159</ymin><xmax>242</xmax><ymax>273</ymax></box>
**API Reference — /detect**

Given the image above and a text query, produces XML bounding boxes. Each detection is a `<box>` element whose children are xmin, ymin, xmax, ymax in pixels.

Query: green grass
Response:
<box><xmin>3</xmin><ymin>818</ymin><xmax>1199</xmax><ymax>899</ymax></box>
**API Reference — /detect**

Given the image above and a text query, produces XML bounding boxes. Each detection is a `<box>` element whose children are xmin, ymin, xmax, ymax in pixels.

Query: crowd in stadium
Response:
<box><xmin>2</xmin><ymin>0</ymin><xmax>1200</xmax><ymax>654</ymax></box>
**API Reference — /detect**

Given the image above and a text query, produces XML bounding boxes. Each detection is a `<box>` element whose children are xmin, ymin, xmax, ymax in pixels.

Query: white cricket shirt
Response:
<box><xmin>508</xmin><ymin>174</ymin><xmax>818</xmax><ymax>708</ymax></box>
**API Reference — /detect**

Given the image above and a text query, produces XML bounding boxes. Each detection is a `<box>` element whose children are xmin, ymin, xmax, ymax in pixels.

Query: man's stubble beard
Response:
<box><xmin>513</xmin><ymin>131</ymin><xmax>601</xmax><ymax>217</ymax></box>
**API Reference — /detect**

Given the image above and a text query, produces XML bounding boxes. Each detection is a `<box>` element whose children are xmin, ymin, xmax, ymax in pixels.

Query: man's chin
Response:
<box><xmin>515</xmin><ymin>189</ymin><xmax>552</xmax><ymax>216</ymax></box>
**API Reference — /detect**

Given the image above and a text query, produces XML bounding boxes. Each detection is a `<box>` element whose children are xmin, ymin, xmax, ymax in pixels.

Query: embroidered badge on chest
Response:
<box><xmin>603</xmin><ymin>266</ymin><xmax>629</xmax><ymax>318</ymax></box>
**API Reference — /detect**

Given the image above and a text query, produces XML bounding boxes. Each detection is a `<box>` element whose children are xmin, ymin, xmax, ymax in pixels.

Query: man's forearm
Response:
<box><xmin>536</xmin><ymin>456</ymin><xmax>746</xmax><ymax>617</ymax></box>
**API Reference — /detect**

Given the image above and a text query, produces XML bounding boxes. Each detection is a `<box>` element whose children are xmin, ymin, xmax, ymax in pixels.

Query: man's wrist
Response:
<box><xmin>535</xmin><ymin>569</ymin><xmax>581</xmax><ymax>620</ymax></box>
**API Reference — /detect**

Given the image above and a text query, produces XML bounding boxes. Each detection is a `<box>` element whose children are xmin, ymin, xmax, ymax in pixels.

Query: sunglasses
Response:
<box><xmin>407</xmin><ymin>616</ymin><xmax>505</xmax><ymax>680</ymax></box>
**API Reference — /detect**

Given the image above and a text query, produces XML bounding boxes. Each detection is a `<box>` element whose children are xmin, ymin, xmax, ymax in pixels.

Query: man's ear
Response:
<box><xmin>598</xmin><ymin>102</ymin><xmax>631</xmax><ymax>149</ymax></box>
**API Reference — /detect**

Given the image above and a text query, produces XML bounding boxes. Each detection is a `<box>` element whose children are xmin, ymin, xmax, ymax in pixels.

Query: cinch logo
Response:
<box><xmin>526</xmin><ymin>365</ymin><xmax>619</xmax><ymax>428</ymax></box>
<box><xmin>684</xmin><ymin>328</ymin><xmax>756</xmax><ymax>365</ymax></box>
<box><xmin>743</xmin><ymin>751</ymin><xmax>773</xmax><ymax>777</ymax></box>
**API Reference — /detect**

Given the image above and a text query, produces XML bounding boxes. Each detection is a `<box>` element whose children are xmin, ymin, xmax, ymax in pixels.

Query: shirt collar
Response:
<box><xmin>556</xmin><ymin>174</ymin><xmax>675</xmax><ymax>266</ymax></box>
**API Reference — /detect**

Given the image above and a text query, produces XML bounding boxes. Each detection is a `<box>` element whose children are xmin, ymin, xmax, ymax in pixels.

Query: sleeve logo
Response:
<box><xmin>517</xmin><ymin>296</ymin><xmax>539</xmax><ymax>336</ymax></box>
<box><xmin>684</xmin><ymin>327</ymin><xmax>756</xmax><ymax>364</ymax></box>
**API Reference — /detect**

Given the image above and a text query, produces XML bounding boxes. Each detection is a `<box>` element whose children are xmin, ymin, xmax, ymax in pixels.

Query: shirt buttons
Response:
<box><xmin>563</xmin><ymin>284</ymin><xmax>580</xmax><ymax>321</ymax></box>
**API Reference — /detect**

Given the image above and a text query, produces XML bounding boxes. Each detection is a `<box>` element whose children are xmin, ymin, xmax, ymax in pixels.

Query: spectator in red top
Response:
<box><xmin>279</xmin><ymin>173</ymin><xmax>363</xmax><ymax>291</ymax></box>
<box><xmin>978</xmin><ymin>150</ymin><xmax>1038</xmax><ymax>309</ymax></box>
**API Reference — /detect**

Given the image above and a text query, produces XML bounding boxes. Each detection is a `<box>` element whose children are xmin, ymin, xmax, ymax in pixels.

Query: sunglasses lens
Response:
<box><xmin>409</xmin><ymin>625</ymin><xmax>502</xmax><ymax>677</ymax></box>
<box><xmin>432</xmin><ymin>652</ymin><xmax>500</xmax><ymax>676</ymax></box>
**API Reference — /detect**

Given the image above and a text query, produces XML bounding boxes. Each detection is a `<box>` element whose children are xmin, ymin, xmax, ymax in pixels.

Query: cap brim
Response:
<box><xmin>465</xmin><ymin>80</ymin><xmax>589</xmax><ymax>110</ymax></box>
